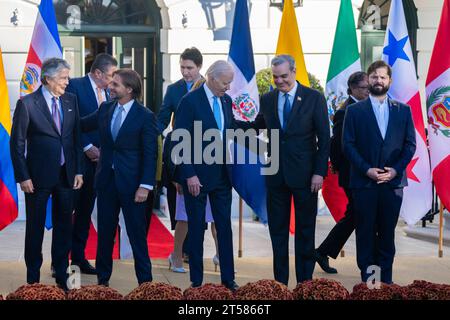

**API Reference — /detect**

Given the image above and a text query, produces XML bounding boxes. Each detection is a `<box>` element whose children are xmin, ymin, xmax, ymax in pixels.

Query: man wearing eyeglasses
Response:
<box><xmin>65</xmin><ymin>53</ymin><xmax>118</xmax><ymax>275</ymax></box>
<box><xmin>315</xmin><ymin>71</ymin><xmax>369</xmax><ymax>274</ymax></box>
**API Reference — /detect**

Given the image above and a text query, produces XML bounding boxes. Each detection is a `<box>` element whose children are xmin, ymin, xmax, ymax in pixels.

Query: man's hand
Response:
<box><xmin>187</xmin><ymin>176</ymin><xmax>202</xmax><ymax>197</ymax></box>
<box><xmin>85</xmin><ymin>146</ymin><xmax>100</xmax><ymax>162</ymax></box>
<box><xmin>173</xmin><ymin>182</ymin><xmax>183</xmax><ymax>195</ymax></box>
<box><xmin>73</xmin><ymin>175</ymin><xmax>83</xmax><ymax>189</ymax></box>
<box><xmin>311</xmin><ymin>174</ymin><xmax>324</xmax><ymax>193</ymax></box>
<box><xmin>20</xmin><ymin>179</ymin><xmax>34</xmax><ymax>193</ymax></box>
<box><xmin>377</xmin><ymin>167</ymin><xmax>397</xmax><ymax>184</ymax></box>
<box><xmin>366</xmin><ymin>168</ymin><xmax>386</xmax><ymax>182</ymax></box>
<box><xmin>135</xmin><ymin>187</ymin><xmax>150</xmax><ymax>203</ymax></box>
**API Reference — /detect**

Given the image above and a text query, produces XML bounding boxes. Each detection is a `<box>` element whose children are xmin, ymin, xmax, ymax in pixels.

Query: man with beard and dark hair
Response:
<box><xmin>342</xmin><ymin>60</ymin><xmax>416</xmax><ymax>284</ymax></box>
<box><xmin>315</xmin><ymin>71</ymin><xmax>369</xmax><ymax>274</ymax></box>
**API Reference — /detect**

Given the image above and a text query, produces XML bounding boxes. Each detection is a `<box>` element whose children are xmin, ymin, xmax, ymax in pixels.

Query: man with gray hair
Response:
<box><xmin>10</xmin><ymin>57</ymin><xmax>84</xmax><ymax>291</ymax></box>
<box><xmin>172</xmin><ymin>60</ymin><xmax>239</xmax><ymax>291</ymax></box>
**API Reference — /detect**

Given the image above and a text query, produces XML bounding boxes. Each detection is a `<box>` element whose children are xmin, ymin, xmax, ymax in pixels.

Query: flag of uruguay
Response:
<box><xmin>227</xmin><ymin>0</ymin><xmax>267</xmax><ymax>224</ymax></box>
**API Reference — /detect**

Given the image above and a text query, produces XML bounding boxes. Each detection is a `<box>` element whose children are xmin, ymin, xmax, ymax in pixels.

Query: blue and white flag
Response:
<box><xmin>227</xmin><ymin>0</ymin><xmax>267</xmax><ymax>224</ymax></box>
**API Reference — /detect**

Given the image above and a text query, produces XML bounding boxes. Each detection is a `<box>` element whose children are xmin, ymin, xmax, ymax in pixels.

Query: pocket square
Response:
<box><xmin>68</xmin><ymin>109</ymin><xmax>73</xmax><ymax>112</ymax></box>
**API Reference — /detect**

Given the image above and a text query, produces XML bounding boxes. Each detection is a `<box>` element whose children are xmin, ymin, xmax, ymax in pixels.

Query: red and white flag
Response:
<box><xmin>382</xmin><ymin>0</ymin><xmax>432</xmax><ymax>225</ymax></box>
<box><xmin>426</xmin><ymin>0</ymin><xmax>450</xmax><ymax>210</ymax></box>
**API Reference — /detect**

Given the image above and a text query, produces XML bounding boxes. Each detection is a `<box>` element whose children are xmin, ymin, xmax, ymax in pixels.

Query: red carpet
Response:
<box><xmin>84</xmin><ymin>213</ymin><xmax>174</xmax><ymax>260</ymax></box>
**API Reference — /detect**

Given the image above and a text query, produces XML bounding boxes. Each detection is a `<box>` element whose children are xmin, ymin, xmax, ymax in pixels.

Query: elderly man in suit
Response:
<box><xmin>172</xmin><ymin>60</ymin><xmax>238</xmax><ymax>291</ymax></box>
<box><xmin>81</xmin><ymin>69</ymin><xmax>158</xmax><ymax>286</ymax></box>
<box><xmin>66</xmin><ymin>53</ymin><xmax>118</xmax><ymax>275</ymax></box>
<box><xmin>343</xmin><ymin>60</ymin><xmax>416</xmax><ymax>284</ymax></box>
<box><xmin>10</xmin><ymin>58</ymin><xmax>84</xmax><ymax>291</ymax></box>
<box><xmin>315</xmin><ymin>71</ymin><xmax>369</xmax><ymax>274</ymax></box>
<box><xmin>244</xmin><ymin>54</ymin><xmax>330</xmax><ymax>285</ymax></box>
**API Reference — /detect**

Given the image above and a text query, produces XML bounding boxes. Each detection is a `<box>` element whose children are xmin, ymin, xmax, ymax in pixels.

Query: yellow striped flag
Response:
<box><xmin>275</xmin><ymin>0</ymin><xmax>310</xmax><ymax>87</ymax></box>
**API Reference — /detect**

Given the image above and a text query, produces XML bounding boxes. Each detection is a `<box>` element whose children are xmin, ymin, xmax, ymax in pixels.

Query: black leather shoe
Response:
<box><xmin>72</xmin><ymin>260</ymin><xmax>97</xmax><ymax>275</ymax></box>
<box><xmin>222</xmin><ymin>280</ymin><xmax>239</xmax><ymax>292</ymax></box>
<box><xmin>315</xmin><ymin>250</ymin><xmax>338</xmax><ymax>274</ymax></box>
<box><xmin>56</xmin><ymin>281</ymin><xmax>69</xmax><ymax>293</ymax></box>
<box><xmin>98</xmin><ymin>280</ymin><xmax>109</xmax><ymax>287</ymax></box>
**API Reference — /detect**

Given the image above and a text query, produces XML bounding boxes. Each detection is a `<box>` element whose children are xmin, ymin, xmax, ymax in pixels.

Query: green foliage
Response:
<box><xmin>256</xmin><ymin>68</ymin><xmax>324</xmax><ymax>96</ymax></box>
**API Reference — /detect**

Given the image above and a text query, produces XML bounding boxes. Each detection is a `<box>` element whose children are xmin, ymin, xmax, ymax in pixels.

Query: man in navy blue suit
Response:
<box><xmin>82</xmin><ymin>69</ymin><xmax>158</xmax><ymax>286</ymax></box>
<box><xmin>158</xmin><ymin>47</ymin><xmax>203</xmax><ymax>264</ymax></box>
<box><xmin>66</xmin><ymin>53</ymin><xmax>117</xmax><ymax>275</ymax></box>
<box><xmin>10</xmin><ymin>58</ymin><xmax>84</xmax><ymax>291</ymax></box>
<box><xmin>343</xmin><ymin>60</ymin><xmax>416</xmax><ymax>284</ymax></box>
<box><xmin>172</xmin><ymin>60</ymin><xmax>238</xmax><ymax>291</ymax></box>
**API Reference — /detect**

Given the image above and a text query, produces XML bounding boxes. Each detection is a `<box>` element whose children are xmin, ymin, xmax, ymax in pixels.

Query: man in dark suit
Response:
<box><xmin>66</xmin><ymin>53</ymin><xmax>117</xmax><ymax>274</ymax></box>
<box><xmin>10</xmin><ymin>58</ymin><xmax>84</xmax><ymax>291</ymax></box>
<box><xmin>171</xmin><ymin>60</ymin><xmax>238</xmax><ymax>291</ymax></box>
<box><xmin>244</xmin><ymin>54</ymin><xmax>330</xmax><ymax>285</ymax></box>
<box><xmin>343</xmin><ymin>60</ymin><xmax>416</xmax><ymax>284</ymax></box>
<box><xmin>315</xmin><ymin>71</ymin><xmax>369</xmax><ymax>274</ymax></box>
<box><xmin>81</xmin><ymin>69</ymin><xmax>158</xmax><ymax>286</ymax></box>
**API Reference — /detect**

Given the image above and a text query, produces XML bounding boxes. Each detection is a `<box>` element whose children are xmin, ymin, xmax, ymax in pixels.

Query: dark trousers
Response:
<box><xmin>25</xmin><ymin>166</ymin><xmax>73</xmax><ymax>285</ymax></box>
<box><xmin>352</xmin><ymin>184</ymin><xmax>403</xmax><ymax>284</ymax></box>
<box><xmin>167</xmin><ymin>182</ymin><xmax>177</xmax><ymax>230</ymax></box>
<box><xmin>183</xmin><ymin>182</ymin><xmax>234</xmax><ymax>286</ymax></box>
<box><xmin>267</xmin><ymin>185</ymin><xmax>318</xmax><ymax>285</ymax></box>
<box><xmin>71</xmin><ymin>156</ymin><xmax>96</xmax><ymax>263</ymax></box>
<box><xmin>96</xmin><ymin>169</ymin><xmax>152</xmax><ymax>285</ymax></box>
<box><xmin>145</xmin><ymin>188</ymin><xmax>155</xmax><ymax>235</ymax></box>
<box><xmin>317</xmin><ymin>188</ymin><xmax>355</xmax><ymax>259</ymax></box>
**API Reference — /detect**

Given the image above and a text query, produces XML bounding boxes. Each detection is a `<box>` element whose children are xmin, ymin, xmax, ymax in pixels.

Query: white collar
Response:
<box><xmin>117</xmin><ymin>99</ymin><xmax>135</xmax><ymax>113</ymax></box>
<box><xmin>203</xmin><ymin>83</ymin><xmax>217</xmax><ymax>101</ymax></box>
<box><xmin>42</xmin><ymin>85</ymin><xmax>59</xmax><ymax>101</ymax></box>
<box><xmin>369</xmin><ymin>94</ymin><xmax>388</xmax><ymax>106</ymax></box>
<box><xmin>350</xmin><ymin>95</ymin><xmax>360</xmax><ymax>103</ymax></box>
<box><xmin>280</xmin><ymin>82</ymin><xmax>298</xmax><ymax>98</ymax></box>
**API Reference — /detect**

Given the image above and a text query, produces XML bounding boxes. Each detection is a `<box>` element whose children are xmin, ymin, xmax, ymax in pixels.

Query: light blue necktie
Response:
<box><xmin>111</xmin><ymin>105</ymin><xmax>124</xmax><ymax>141</ymax></box>
<box><xmin>282</xmin><ymin>93</ymin><xmax>292</xmax><ymax>130</ymax></box>
<box><xmin>213</xmin><ymin>96</ymin><xmax>222</xmax><ymax>131</ymax></box>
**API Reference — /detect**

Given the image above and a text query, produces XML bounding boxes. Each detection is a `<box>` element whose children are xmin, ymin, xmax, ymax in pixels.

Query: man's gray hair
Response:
<box><xmin>41</xmin><ymin>58</ymin><xmax>71</xmax><ymax>84</ymax></box>
<box><xmin>206</xmin><ymin>60</ymin><xmax>234</xmax><ymax>79</ymax></box>
<box><xmin>271</xmin><ymin>54</ymin><xmax>296</xmax><ymax>71</ymax></box>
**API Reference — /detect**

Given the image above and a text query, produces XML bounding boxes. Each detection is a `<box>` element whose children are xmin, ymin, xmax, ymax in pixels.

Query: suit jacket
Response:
<box><xmin>172</xmin><ymin>85</ymin><xmax>237</xmax><ymax>192</ymax></box>
<box><xmin>81</xmin><ymin>100</ymin><xmax>158</xmax><ymax>194</ymax></box>
<box><xmin>10</xmin><ymin>86</ymin><xmax>83</xmax><ymax>188</ymax></box>
<box><xmin>157</xmin><ymin>79</ymin><xmax>188</xmax><ymax>133</ymax></box>
<box><xmin>343</xmin><ymin>97</ymin><xmax>416</xmax><ymax>189</ymax></box>
<box><xmin>330</xmin><ymin>97</ymin><xmax>356</xmax><ymax>188</ymax></box>
<box><xmin>246</xmin><ymin>81</ymin><xmax>330</xmax><ymax>188</ymax></box>
<box><xmin>66</xmin><ymin>75</ymin><xmax>105</xmax><ymax>149</ymax></box>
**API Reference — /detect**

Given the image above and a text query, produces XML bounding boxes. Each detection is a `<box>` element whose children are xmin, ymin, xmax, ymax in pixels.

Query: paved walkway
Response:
<box><xmin>1</xmin><ymin>215</ymin><xmax>449</xmax><ymax>296</ymax></box>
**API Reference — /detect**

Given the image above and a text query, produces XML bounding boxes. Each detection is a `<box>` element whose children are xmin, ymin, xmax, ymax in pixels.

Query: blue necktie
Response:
<box><xmin>283</xmin><ymin>93</ymin><xmax>292</xmax><ymax>129</ymax></box>
<box><xmin>213</xmin><ymin>96</ymin><xmax>222</xmax><ymax>132</ymax></box>
<box><xmin>111</xmin><ymin>105</ymin><xmax>124</xmax><ymax>141</ymax></box>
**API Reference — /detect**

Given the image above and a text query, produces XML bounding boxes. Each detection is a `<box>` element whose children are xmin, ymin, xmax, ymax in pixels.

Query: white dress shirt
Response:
<box><xmin>42</xmin><ymin>85</ymin><xmax>63</xmax><ymax>122</ymax></box>
<box><xmin>203</xmin><ymin>83</ymin><xmax>225</xmax><ymax>133</ymax></box>
<box><xmin>110</xmin><ymin>99</ymin><xmax>153</xmax><ymax>191</ymax></box>
<box><xmin>277</xmin><ymin>82</ymin><xmax>298</xmax><ymax>128</ymax></box>
<box><xmin>369</xmin><ymin>95</ymin><xmax>390</xmax><ymax>139</ymax></box>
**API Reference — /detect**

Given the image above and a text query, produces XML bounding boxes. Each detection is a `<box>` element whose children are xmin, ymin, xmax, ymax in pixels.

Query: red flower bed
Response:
<box><xmin>403</xmin><ymin>280</ymin><xmax>450</xmax><ymax>300</ymax></box>
<box><xmin>234</xmin><ymin>280</ymin><xmax>293</xmax><ymax>300</ymax></box>
<box><xmin>6</xmin><ymin>283</ymin><xmax>66</xmax><ymax>300</ymax></box>
<box><xmin>67</xmin><ymin>285</ymin><xmax>123</xmax><ymax>300</ymax></box>
<box><xmin>125</xmin><ymin>282</ymin><xmax>183</xmax><ymax>300</ymax></box>
<box><xmin>293</xmin><ymin>278</ymin><xmax>350</xmax><ymax>300</ymax></box>
<box><xmin>350</xmin><ymin>282</ymin><xmax>406</xmax><ymax>300</ymax></box>
<box><xmin>183</xmin><ymin>283</ymin><xmax>233</xmax><ymax>300</ymax></box>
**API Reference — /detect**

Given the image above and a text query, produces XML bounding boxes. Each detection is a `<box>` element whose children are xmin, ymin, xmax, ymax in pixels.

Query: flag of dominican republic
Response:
<box><xmin>20</xmin><ymin>0</ymin><xmax>62</xmax><ymax>229</ymax></box>
<box><xmin>382</xmin><ymin>0</ymin><xmax>432</xmax><ymax>225</ymax></box>
<box><xmin>426</xmin><ymin>0</ymin><xmax>450</xmax><ymax>210</ymax></box>
<box><xmin>227</xmin><ymin>0</ymin><xmax>267</xmax><ymax>224</ymax></box>
<box><xmin>0</xmin><ymin>48</ymin><xmax>18</xmax><ymax>231</ymax></box>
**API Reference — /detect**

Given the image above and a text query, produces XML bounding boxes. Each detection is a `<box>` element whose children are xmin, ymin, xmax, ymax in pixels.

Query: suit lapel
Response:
<box><xmin>115</xmin><ymin>101</ymin><xmax>140</xmax><ymax>142</ymax></box>
<box><xmin>83</xmin><ymin>75</ymin><xmax>98</xmax><ymax>107</ymax></box>
<box><xmin>35</xmin><ymin>87</ymin><xmax>60</xmax><ymax>136</ymax></box>
<box><xmin>272</xmin><ymin>89</ymin><xmax>282</xmax><ymax>130</ymax></box>
<box><xmin>199</xmin><ymin>88</ymin><xmax>219</xmax><ymax>129</ymax></box>
<box><xmin>384</xmin><ymin>99</ymin><xmax>399</xmax><ymax>142</ymax></box>
<box><xmin>106</xmin><ymin>101</ymin><xmax>117</xmax><ymax>142</ymax></box>
<box><xmin>365</xmin><ymin>98</ymin><xmax>384</xmax><ymax>141</ymax></box>
<box><xmin>220</xmin><ymin>95</ymin><xmax>231</xmax><ymax>129</ymax></box>
<box><xmin>286</xmin><ymin>83</ymin><xmax>304</xmax><ymax>130</ymax></box>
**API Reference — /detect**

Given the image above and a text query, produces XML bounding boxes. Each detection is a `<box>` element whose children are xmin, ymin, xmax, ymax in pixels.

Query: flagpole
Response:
<box><xmin>238</xmin><ymin>197</ymin><xmax>243</xmax><ymax>258</ymax></box>
<box><xmin>438</xmin><ymin>200</ymin><xmax>444</xmax><ymax>258</ymax></box>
